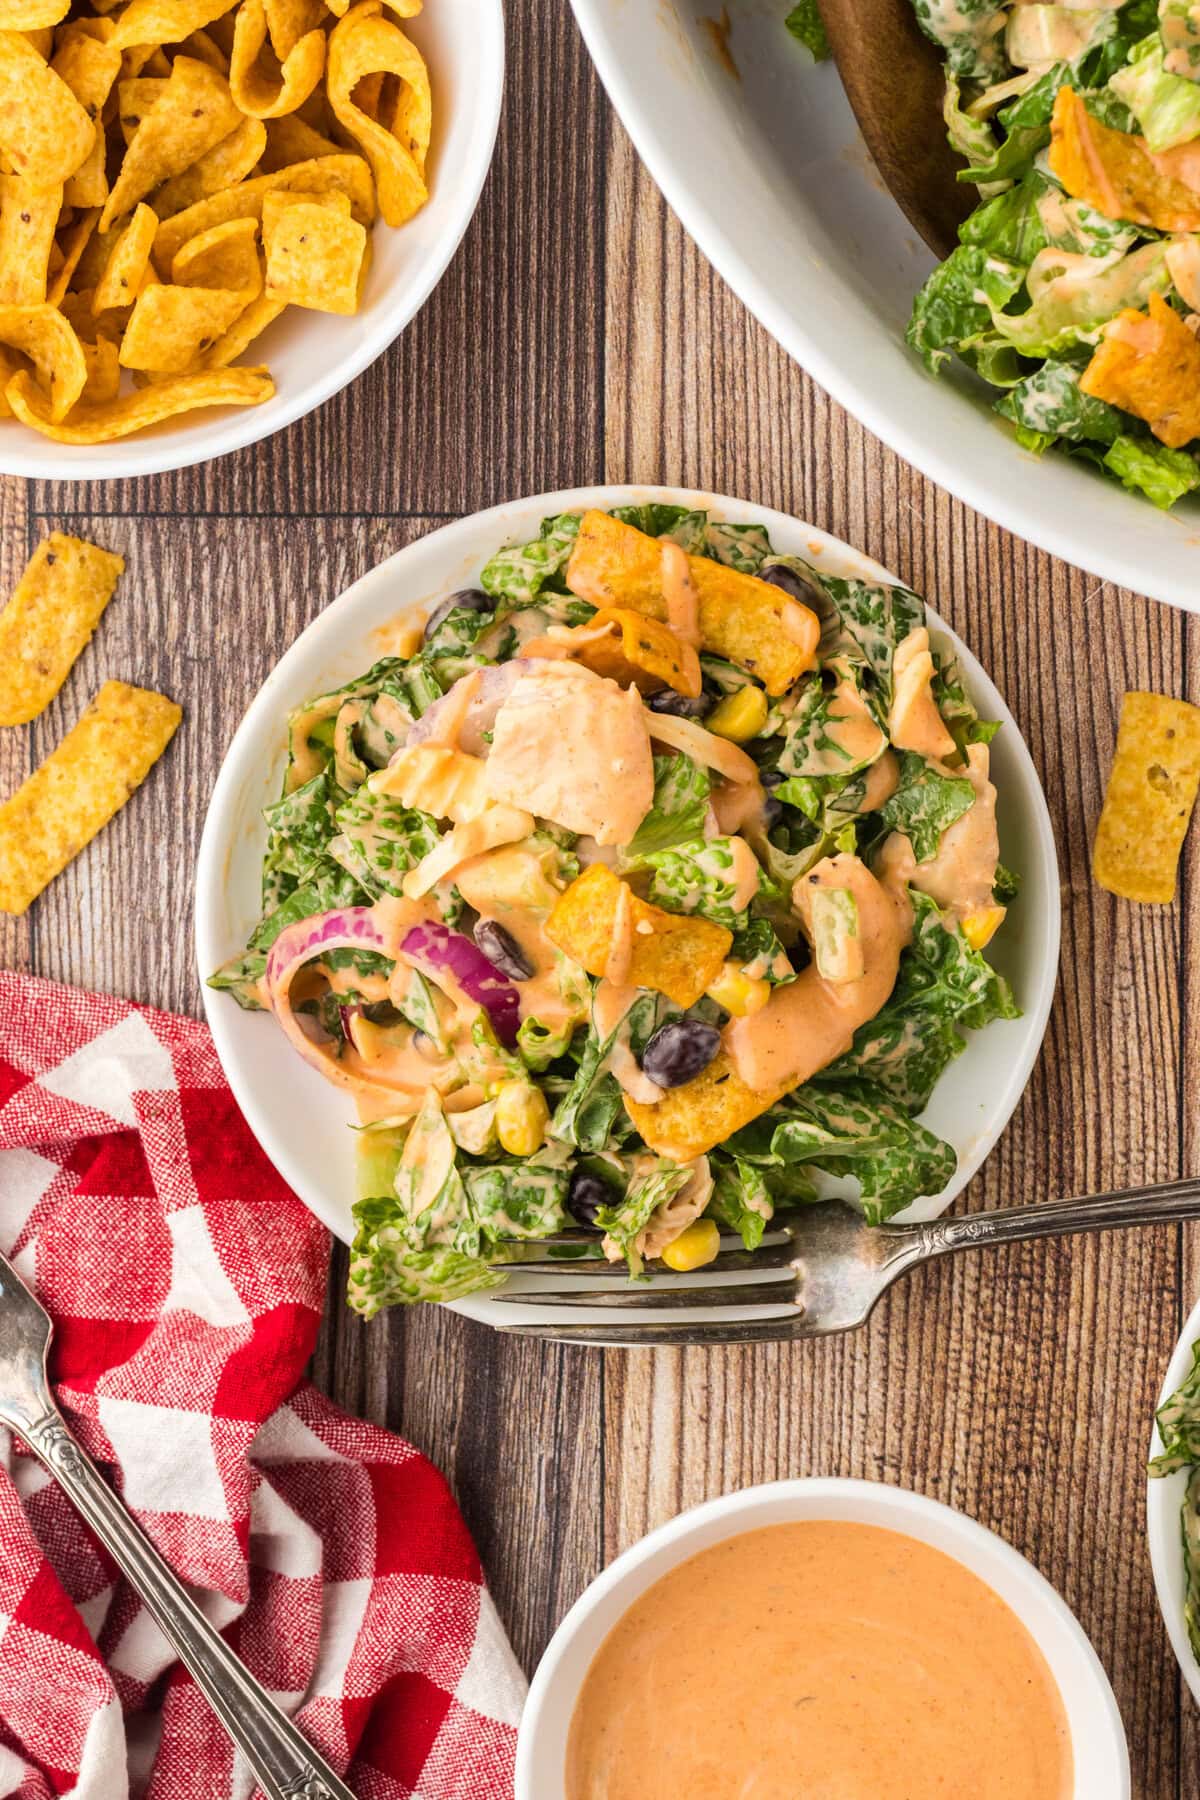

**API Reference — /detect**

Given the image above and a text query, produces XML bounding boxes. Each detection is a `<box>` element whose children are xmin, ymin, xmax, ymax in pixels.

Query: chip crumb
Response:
<box><xmin>1093</xmin><ymin>690</ymin><xmax>1200</xmax><ymax>904</ymax></box>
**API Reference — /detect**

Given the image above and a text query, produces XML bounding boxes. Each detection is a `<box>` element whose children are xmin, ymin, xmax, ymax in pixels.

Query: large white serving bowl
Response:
<box><xmin>9</xmin><ymin>0</ymin><xmax>503</xmax><ymax>482</ymax></box>
<box><xmin>516</xmin><ymin>1477</ymin><xmax>1130</xmax><ymax>1797</ymax></box>
<box><xmin>569</xmin><ymin>0</ymin><xmax>1200</xmax><ymax>614</ymax></box>
<box><xmin>195</xmin><ymin>484</ymin><xmax>1060</xmax><ymax>1331</ymax></box>
<box><xmin>1147</xmin><ymin>1293</ymin><xmax>1200</xmax><ymax>1705</ymax></box>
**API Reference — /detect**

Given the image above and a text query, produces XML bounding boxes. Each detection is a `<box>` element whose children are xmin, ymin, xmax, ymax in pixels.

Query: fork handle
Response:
<box><xmin>910</xmin><ymin>1175</ymin><xmax>1200</xmax><ymax>1259</ymax></box>
<box><xmin>11</xmin><ymin>1406</ymin><xmax>354</xmax><ymax>1800</ymax></box>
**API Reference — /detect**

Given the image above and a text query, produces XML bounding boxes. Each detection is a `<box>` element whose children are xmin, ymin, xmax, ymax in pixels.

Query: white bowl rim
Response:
<box><xmin>516</xmin><ymin>1476</ymin><xmax>1130</xmax><ymax>1799</ymax></box>
<box><xmin>194</xmin><ymin>482</ymin><xmax>1061</xmax><ymax>1324</ymax></box>
<box><xmin>10</xmin><ymin>0</ymin><xmax>505</xmax><ymax>482</ymax></box>
<box><xmin>567</xmin><ymin>0</ymin><xmax>1196</xmax><ymax>613</ymax></box>
<box><xmin>1147</xmin><ymin>1291</ymin><xmax>1200</xmax><ymax>1705</ymax></box>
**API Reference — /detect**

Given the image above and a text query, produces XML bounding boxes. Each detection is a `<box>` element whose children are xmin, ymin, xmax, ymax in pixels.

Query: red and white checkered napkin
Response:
<box><xmin>0</xmin><ymin>972</ymin><xmax>524</xmax><ymax>1800</ymax></box>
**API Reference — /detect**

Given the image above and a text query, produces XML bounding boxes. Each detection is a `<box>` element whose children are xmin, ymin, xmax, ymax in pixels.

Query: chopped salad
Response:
<box><xmin>1151</xmin><ymin>1336</ymin><xmax>1200</xmax><ymax>1660</ymax></box>
<box><xmin>906</xmin><ymin>0</ymin><xmax>1200</xmax><ymax>509</ymax></box>
<box><xmin>210</xmin><ymin>505</ymin><xmax>1020</xmax><ymax>1313</ymax></box>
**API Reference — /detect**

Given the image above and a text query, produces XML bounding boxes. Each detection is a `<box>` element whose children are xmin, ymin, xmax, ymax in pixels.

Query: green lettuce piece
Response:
<box><xmin>462</xmin><ymin>1147</ymin><xmax>572</xmax><ymax>1241</ymax></box>
<box><xmin>596</xmin><ymin>1159</ymin><xmax>693</xmax><ymax>1277</ymax></box>
<box><xmin>1151</xmin><ymin>1340</ymin><xmax>1200</xmax><ymax>1475</ymax></box>
<box><xmin>879</xmin><ymin>753</ymin><xmax>977</xmax><ymax>862</ymax></box>
<box><xmin>480</xmin><ymin>512</ymin><xmax>583</xmax><ymax>603</ymax></box>
<box><xmin>993</xmin><ymin>861</ymin><xmax>1022</xmax><ymax>901</ymax></box>
<box><xmin>778</xmin><ymin>668</ymin><xmax>885</xmax><ymax>781</ymax></box>
<box><xmin>825</xmin><ymin>888</ymin><xmax>1019</xmax><ymax>1108</ymax></box>
<box><xmin>995</xmin><ymin>360</ymin><xmax>1125</xmax><ymax>446</ymax></box>
<box><xmin>1103</xmin><ymin>433</ymin><xmax>1200</xmax><ymax>507</ymax></box>
<box><xmin>549</xmin><ymin>992</ymin><xmax>658</xmax><ymax>1151</ymax></box>
<box><xmin>980</xmin><ymin>241</ymin><xmax>1170</xmax><ymax>358</ymax></box>
<box><xmin>702</xmin><ymin>520</ymin><xmax>775</xmax><ymax>571</ymax></box>
<box><xmin>209</xmin><ymin>857</ymin><xmax>375</xmax><ymax>1007</ymax></box>
<box><xmin>728</xmin><ymin>1079</ymin><xmax>958</xmax><ymax>1222</ymax></box>
<box><xmin>1183</xmin><ymin>1469</ymin><xmax>1200</xmax><ymax>1663</ymax></box>
<box><xmin>609</xmin><ymin>503</ymin><xmax>709</xmax><ymax>549</ymax></box>
<box><xmin>394</xmin><ymin>966</ymin><xmax>447</xmax><ymax>1051</ymax></box>
<box><xmin>785</xmin><ymin>0</ymin><xmax>830</xmax><ymax>60</ymax></box>
<box><xmin>328</xmin><ymin>787</ymin><xmax>441</xmax><ymax>897</ymax></box>
<box><xmin>960</xmin><ymin>167</ymin><xmax>1136</xmax><ymax>262</ymax></box>
<box><xmin>206</xmin><ymin>949</ymin><xmax>268</xmax><ymax>1009</ymax></box>
<box><xmin>729</xmin><ymin>916</ymin><xmax>797</xmax><ymax>984</ymax></box>
<box><xmin>1160</xmin><ymin>0</ymin><xmax>1200</xmax><ymax>77</ymax></box>
<box><xmin>944</xmin><ymin>71</ymin><xmax>1005</xmax><ymax>182</ymax></box>
<box><xmin>623</xmin><ymin>753</ymin><xmax>711</xmax><ymax>861</ymax></box>
<box><xmin>912</xmin><ymin>0</ymin><xmax>1007</xmax><ymax>78</ymax></box>
<box><xmin>956</xmin><ymin>33</ymin><xmax>1143</xmax><ymax>186</ymax></box>
<box><xmin>262</xmin><ymin>770</ymin><xmax>338</xmax><ymax>889</ymax></box>
<box><xmin>645</xmin><ymin>836</ymin><xmax>776</xmax><ymax>927</ymax></box>
<box><xmin>707</xmin><ymin>1156</ymin><xmax>774</xmax><ymax>1251</ymax></box>
<box><xmin>1111</xmin><ymin>32</ymin><xmax>1200</xmax><ymax>145</ymax></box>
<box><xmin>930</xmin><ymin>646</ymin><xmax>1002</xmax><ymax>757</ymax></box>
<box><xmin>907</xmin><ymin>245</ymin><xmax>1025</xmax><ymax>374</ymax></box>
<box><xmin>348</xmin><ymin>1207</ymin><xmax>504</xmax><ymax>1312</ymax></box>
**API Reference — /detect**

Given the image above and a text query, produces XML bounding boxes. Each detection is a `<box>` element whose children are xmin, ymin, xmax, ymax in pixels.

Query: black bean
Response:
<box><xmin>423</xmin><ymin>587</ymin><xmax>497</xmax><ymax>641</ymax></box>
<box><xmin>646</xmin><ymin>686</ymin><xmax>715</xmax><ymax>719</ymax></box>
<box><xmin>473</xmin><ymin>918</ymin><xmax>533</xmax><ymax>981</ymax></box>
<box><xmin>640</xmin><ymin>1019</ymin><xmax>721</xmax><ymax>1089</ymax></box>
<box><xmin>760</xmin><ymin>563</ymin><xmax>823</xmax><ymax>609</ymax></box>
<box><xmin>760</xmin><ymin>767</ymin><xmax>785</xmax><ymax>788</ymax></box>
<box><xmin>566</xmin><ymin>1169</ymin><xmax>610</xmax><ymax>1229</ymax></box>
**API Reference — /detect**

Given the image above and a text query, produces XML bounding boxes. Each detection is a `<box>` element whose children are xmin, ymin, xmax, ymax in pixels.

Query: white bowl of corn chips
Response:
<box><xmin>0</xmin><ymin>0</ymin><xmax>504</xmax><ymax>479</ymax></box>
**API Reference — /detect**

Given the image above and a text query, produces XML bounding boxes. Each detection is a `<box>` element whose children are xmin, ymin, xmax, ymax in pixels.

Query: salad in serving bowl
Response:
<box><xmin>910</xmin><ymin>0</ymin><xmax>1200</xmax><ymax>510</ymax></box>
<box><xmin>205</xmin><ymin>498</ymin><xmax>1035</xmax><ymax>1317</ymax></box>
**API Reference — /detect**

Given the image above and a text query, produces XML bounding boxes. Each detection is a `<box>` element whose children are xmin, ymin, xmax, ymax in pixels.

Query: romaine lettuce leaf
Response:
<box><xmin>609</xmin><ymin>503</ymin><xmax>709</xmax><ymax>549</ymax></box>
<box><xmin>328</xmin><ymin>787</ymin><xmax>441</xmax><ymax>897</ymax></box>
<box><xmin>462</xmin><ymin>1146</ymin><xmax>572</xmax><ymax>1241</ymax></box>
<box><xmin>262</xmin><ymin>770</ymin><xmax>338</xmax><ymax>887</ymax></box>
<box><xmin>729</xmin><ymin>916</ymin><xmax>797</xmax><ymax>984</ymax></box>
<box><xmin>480</xmin><ymin>512</ymin><xmax>583</xmax><ymax>603</ymax></box>
<box><xmin>907</xmin><ymin>245</ymin><xmax>1024</xmax><ymax>373</ymax></box>
<box><xmin>1151</xmin><ymin>1339</ymin><xmax>1200</xmax><ymax>1475</ymax></box>
<box><xmin>1111</xmin><ymin>31</ymin><xmax>1200</xmax><ymax>146</ymax></box>
<box><xmin>1102</xmin><ymin>433</ymin><xmax>1200</xmax><ymax>506</ymax></box>
<box><xmin>623</xmin><ymin>753</ymin><xmax>711</xmax><ymax>861</ymax></box>
<box><xmin>596</xmin><ymin>1158</ymin><xmax>693</xmax><ymax>1277</ymax></box>
<box><xmin>707</xmin><ymin>1156</ymin><xmax>774</xmax><ymax>1250</ymax></box>
<box><xmin>912</xmin><ymin>0</ymin><xmax>1007</xmax><ymax>79</ymax></box>
<box><xmin>549</xmin><ymin>991</ymin><xmax>658</xmax><ymax>1151</ymax></box>
<box><xmin>995</xmin><ymin>359</ymin><xmax>1126</xmax><ymax>445</ymax></box>
<box><xmin>348</xmin><ymin>1204</ymin><xmax>504</xmax><ymax>1312</ymax></box>
<box><xmin>879</xmin><ymin>753</ymin><xmax>977</xmax><ymax>862</ymax></box>
<box><xmin>785</xmin><ymin>0</ymin><xmax>831</xmax><ymax>60</ymax></box>
<box><xmin>644</xmin><ymin>836</ymin><xmax>777</xmax><ymax>927</ymax></box>
<box><xmin>961</xmin><ymin>166</ymin><xmax>1137</xmax><ymax>262</ymax></box>
<box><xmin>980</xmin><ymin>241</ymin><xmax>1170</xmax><ymax>357</ymax></box>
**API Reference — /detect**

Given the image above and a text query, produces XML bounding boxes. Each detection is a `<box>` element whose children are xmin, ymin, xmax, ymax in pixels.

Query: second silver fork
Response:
<box><xmin>486</xmin><ymin>1176</ymin><xmax>1200</xmax><ymax>1346</ymax></box>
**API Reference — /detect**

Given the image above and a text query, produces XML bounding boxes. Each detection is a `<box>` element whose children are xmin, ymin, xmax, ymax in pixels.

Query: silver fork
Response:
<box><xmin>486</xmin><ymin>1176</ymin><xmax>1200</xmax><ymax>1346</ymax></box>
<box><xmin>0</xmin><ymin>1249</ymin><xmax>355</xmax><ymax>1800</ymax></box>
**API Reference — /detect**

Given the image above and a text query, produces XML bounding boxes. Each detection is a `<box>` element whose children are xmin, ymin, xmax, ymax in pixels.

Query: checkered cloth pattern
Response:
<box><xmin>0</xmin><ymin>972</ymin><xmax>524</xmax><ymax>1800</ymax></box>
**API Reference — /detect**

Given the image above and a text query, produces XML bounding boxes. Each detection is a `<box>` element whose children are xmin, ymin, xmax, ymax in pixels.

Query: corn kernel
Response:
<box><xmin>707</xmin><ymin>685</ymin><xmax>768</xmax><ymax>743</ymax></box>
<box><xmin>707</xmin><ymin>960</ymin><xmax>770</xmax><ymax>1016</ymax></box>
<box><xmin>661</xmin><ymin>1217</ymin><xmax>721</xmax><ymax>1272</ymax></box>
<box><xmin>961</xmin><ymin>904</ymin><xmax>1006</xmax><ymax>951</ymax></box>
<box><xmin>495</xmin><ymin>1080</ymin><xmax>549</xmax><ymax>1156</ymax></box>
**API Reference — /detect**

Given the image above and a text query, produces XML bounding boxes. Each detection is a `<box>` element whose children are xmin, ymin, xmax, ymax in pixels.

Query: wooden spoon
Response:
<box><xmin>818</xmin><ymin>0</ymin><xmax>974</xmax><ymax>257</ymax></box>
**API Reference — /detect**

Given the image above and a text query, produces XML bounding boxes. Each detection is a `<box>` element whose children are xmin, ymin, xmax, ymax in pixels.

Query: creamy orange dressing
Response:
<box><xmin>422</xmin><ymin>668</ymin><xmax>481</xmax><ymax>749</ymax></box>
<box><xmin>725</xmin><ymin>833</ymin><xmax>762</xmax><ymax>914</ymax></box>
<box><xmin>860</xmin><ymin>746</ymin><xmax>899</xmax><ymax>811</ymax></box>
<box><xmin>826</xmin><ymin>657</ymin><xmax>888</xmax><ymax>766</ymax></box>
<box><xmin>876</xmin><ymin>742</ymin><xmax>1001</xmax><ymax>915</ymax></box>
<box><xmin>604</xmin><ymin>880</ymin><xmax>636</xmax><ymax>986</ymax></box>
<box><xmin>888</xmin><ymin>628</ymin><xmax>956</xmax><ymax>760</ymax></box>
<box><xmin>724</xmin><ymin>854</ymin><xmax>907</xmax><ymax>1092</ymax></box>
<box><xmin>593</xmin><ymin>979</ymin><xmax>663</xmax><ymax>1104</ymax></box>
<box><xmin>565</xmin><ymin>1521</ymin><xmax>1073</xmax><ymax>1800</ymax></box>
<box><xmin>659</xmin><ymin>541</ymin><xmax>701</xmax><ymax>648</ymax></box>
<box><xmin>710</xmin><ymin>771</ymin><xmax>766</xmax><ymax>836</ymax></box>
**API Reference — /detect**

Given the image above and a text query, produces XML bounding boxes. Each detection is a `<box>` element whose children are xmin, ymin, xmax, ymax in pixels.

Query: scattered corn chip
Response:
<box><xmin>0</xmin><ymin>531</ymin><xmax>124</xmax><ymax>726</ymax></box>
<box><xmin>0</xmin><ymin>3</ymin><xmax>69</xmax><ymax>25</ymax></box>
<box><xmin>0</xmin><ymin>30</ymin><xmax>94</xmax><ymax>190</ymax></box>
<box><xmin>108</xmin><ymin>0</ymin><xmax>239</xmax><ymax>53</ymax></box>
<box><xmin>100</xmin><ymin>56</ymin><xmax>241</xmax><ymax>229</ymax></box>
<box><xmin>623</xmin><ymin>1051</ymin><xmax>795</xmax><ymax>1162</ymax></box>
<box><xmin>52</xmin><ymin>26</ymin><xmax>121</xmax><ymax>209</ymax></box>
<box><xmin>171</xmin><ymin>214</ymin><xmax>262</xmax><ymax>297</ymax></box>
<box><xmin>565</xmin><ymin>510</ymin><xmax>820</xmax><ymax>696</ymax></box>
<box><xmin>570</xmin><ymin>607</ymin><xmax>703</xmax><ymax>698</ymax></box>
<box><xmin>327</xmin><ymin>1</ymin><xmax>430</xmax><ymax>227</ymax></box>
<box><xmin>0</xmin><ymin>681</ymin><xmax>181</xmax><ymax>916</ymax></box>
<box><xmin>263</xmin><ymin>195</ymin><xmax>366</xmax><ymax>312</ymax></box>
<box><xmin>92</xmin><ymin>200</ymin><xmax>157</xmax><ymax>312</ymax></box>
<box><xmin>0</xmin><ymin>174</ymin><xmax>60</xmax><ymax>303</ymax></box>
<box><xmin>6</xmin><ymin>362</ymin><xmax>273</xmax><ymax>439</ymax></box>
<box><xmin>231</xmin><ymin>0</ymin><xmax>326</xmax><ymax>119</ymax></box>
<box><xmin>1081</xmin><ymin>293</ymin><xmax>1200</xmax><ymax>449</ymax></box>
<box><xmin>1093</xmin><ymin>690</ymin><xmax>1200</xmax><ymax>904</ymax></box>
<box><xmin>118</xmin><ymin>280</ymin><xmax>250</xmax><ymax>371</ymax></box>
<box><xmin>153</xmin><ymin>154</ymin><xmax>374</xmax><ymax>264</ymax></box>
<box><xmin>545</xmin><ymin>864</ymin><xmax>732</xmax><ymax>1008</ymax></box>
<box><xmin>47</xmin><ymin>206</ymin><xmax>98</xmax><ymax>308</ymax></box>
<box><xmin>0</xmin><ymin>300</ymin><xmax>85</xmax><ymax>417</ymax></box>
<box><xmin>1049</xmin><ymin>86</ymin><xmax>1200</xmax><ymax>231</ymax></box>
<box><xmin>152</xmin><ymin>115</ymin><xmax>266</xmax><ymax>217</ymax></box>
<box><xmin>199</xmin><ymin>290</ymin><xmax>284</xmax><ymax>366</ymax></box>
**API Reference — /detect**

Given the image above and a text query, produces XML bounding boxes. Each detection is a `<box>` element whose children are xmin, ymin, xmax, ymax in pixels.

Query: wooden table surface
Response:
<box><xmin>1</xmin><ymin>3</ymin><xmax>1196</xmax><ymax>1792</ymax></box>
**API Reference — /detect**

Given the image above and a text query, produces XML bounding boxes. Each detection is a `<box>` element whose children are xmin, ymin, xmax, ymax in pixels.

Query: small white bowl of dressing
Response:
<box><xmin>517</xmin><ymin>1478</ymin><xmax>1129</xmax><ymax>1800</ymax></box>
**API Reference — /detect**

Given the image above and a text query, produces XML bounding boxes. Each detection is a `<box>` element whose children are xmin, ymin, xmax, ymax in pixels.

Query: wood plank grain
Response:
<box><xmin>28</xmin><ymin>0</ymin><xmax>607</xmax><ymax>522</ymax></box>
<box><xmin>604</xmin><ymin>110</ymin><xmax>1186</xmax><ymax>1795</ymax></box>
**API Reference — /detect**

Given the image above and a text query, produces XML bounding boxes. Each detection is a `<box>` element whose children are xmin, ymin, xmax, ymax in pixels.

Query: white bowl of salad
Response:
<box><xmin>1148</xmin><ymin>1295</ymin><xmax>1200</xmax><ymax>1705</ymax></box>
<box><xmin>568</xmin><ymin>1</ymin><xmax>1200</xmax><ymax>613</ymax></box>
<box><xmin>195</xmin><ymin>486</ymin><xmax>1060</xmax><ymax>1326</ymax></box>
